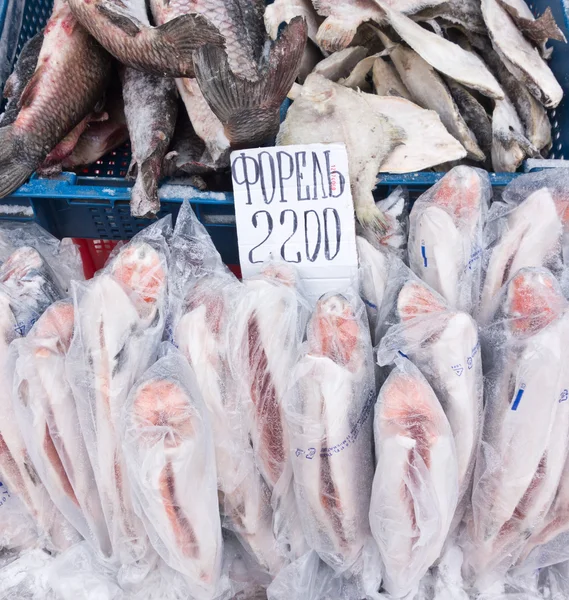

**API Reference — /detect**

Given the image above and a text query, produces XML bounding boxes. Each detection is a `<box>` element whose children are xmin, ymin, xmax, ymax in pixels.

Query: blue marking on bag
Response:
<box><xmin>560</xmin><ymin>389</ymin><xmax>568</xmax><ymax>403</ymax></box>
<box><xmin>398</xmin><ymin>350</ymin><xmax>409</xmax><ymax>359</ymax></box>
<box><xmin>512</xmin><ymin>388</ymin><xmax>525</xmax><ymax>411</ymax></box>
<box><xmin>421</xmin><ymin>243</ymin><xmax>428</xmax><ymax>267</ymax></box>
<box><xmin>363</xmin><ymin>298</ymin><xmax>377</xmax><ymax>310</ymax></box>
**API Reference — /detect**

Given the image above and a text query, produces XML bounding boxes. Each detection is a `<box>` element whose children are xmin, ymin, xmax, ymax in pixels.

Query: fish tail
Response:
<box><xmin>129</xmin><ymin>156</ymin><xmax>160</xmax><ymax>219</ymax></box>
<box><xmin>356</xmin><ymin>195</ymin><xmax>390</xmax><ymax>236</ymax></box>
<box><xmin>157</xmin><ymin>13</ymin><xmax>224</xmax><ymax>54</ymax></box>
<box><xmin>193</xmin><ymin>17</ymin><xmax>307</xmax><ymax>148</ymax></box>
<box><xmin>0</xmin><ymin>126</ymin><xmax>32</xmax><ymax>198</ymax></box>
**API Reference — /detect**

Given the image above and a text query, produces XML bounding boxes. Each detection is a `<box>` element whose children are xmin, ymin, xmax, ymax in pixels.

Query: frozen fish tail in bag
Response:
<box><xmin>12</xmin><ymin>300</ymin><xmax>111</xmax><ymax>557</ymax></box>
<box><xmin>378</xmin><ymin>277</ymin><xmax>483</xmax><ymax>529</ymax></box>
<box><xmin>370</xmin><ymin>358</ymin><xmax>458</xmax><ymax>599</ymax></box>
<box><xmin>408</xmin><ymin>166</ymin><xmax>491</xmax><ymax>313</ymax></box>
<box><xmin>67</xmin><ymin>217</ymin><xmax>170</xmax><ymax>574</ymax></box>
<box><xmin>286</xmin><ymin>291</ymin><xmax>375</xmax><ymax>571</ymax></box>
<box><xmin>170</xmin><ymin>202</ymin><xmax>281</xmax><ymax>575</ymax></box>
<box><xmin>465</xmin><ymin>268</ymin><xmax>569</xmax><ymax>586</ymax></box>
<box><xmin>123</xmin><ymin>347</ymin><xmax>223</xmax><ymax>600</ymax></box>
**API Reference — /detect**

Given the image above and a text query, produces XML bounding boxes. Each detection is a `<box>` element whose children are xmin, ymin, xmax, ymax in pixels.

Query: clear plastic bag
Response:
<box><xmin>285</xmin><ymin>288</ymin><xmax>376</xmax><ymax>575</ymax></box>
<box><xmin>122</xmin><ymin>344</ymin><xmax>223</xmax><ymax>600</ymax></box>
<box><xmin>226</xmin><ymin>261</ymin><xmax>310</xmax><ymax>561</ymax></box>
<box><xmin>377</xmin><ymin>275</ymin><xmax>483</xmax><ymax>531</ymax></box>
<box><xmin>169</xmin><ymin>202</ymin><xmax>282</xmax><ymax>575</ymax></box>
<box><xmin>11</xmin><ymin>300</ymin><xmax>111</xmax><ymax>558</ymax></box>
<box><xmin>478</xmin><ymin>172</ymin><xmax>568</xmax><ymax>324</ymax></box>
<box><xmin>408</xmin><ymin>166</ymin><xmax>491</xmax><ymax>314</ymax></box>
<box><xmin>370</xmin><ymin>357</ymin><xmax>458</xmax><ymax>598</ymax></box>
<box><xmin>464</xmin><ymin>268</ymin><xmax>569</xmax><ymax>588</ymax></box>
<box><xmin>67</xmin><ymin>217</ymin><xmax>171</xmax><ymax>580</ymax></box>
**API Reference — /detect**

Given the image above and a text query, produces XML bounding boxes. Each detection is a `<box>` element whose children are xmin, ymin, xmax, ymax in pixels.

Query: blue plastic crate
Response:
<box><xmin>0</xmin><ymin>0</ymin><xmax>568</xmax><ymax>266</ymax></box>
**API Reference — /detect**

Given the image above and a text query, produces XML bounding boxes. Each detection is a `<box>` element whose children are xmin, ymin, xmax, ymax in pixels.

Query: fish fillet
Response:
<box><xmin>287</xmin><ymin>293</ymin><xmax>375</xmax><ymax>570</ymax></box>
<box><xmin>370</xmin><ymin>358</ymin><xmax>457</xmax><ymax>598</ymax></box>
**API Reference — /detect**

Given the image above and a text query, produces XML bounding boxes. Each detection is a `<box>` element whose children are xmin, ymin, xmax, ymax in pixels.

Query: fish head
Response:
<box><xmin>110</xmin><ymin>242</ymin><xmax>166</xmax><ymax>320</ymax></box>
<box><xmin>504</xmin><ymin>268</ymin><xmax>565</xmax><ymax>336</ymax></box>
<box><xmin>30</xmin><ymin>299</ymin><xmax>75</xmax><ymax>356</ymax></box>
<box><xmin>397</xmin><ymin>280</ymin><xmax>447</xmax><ymax>322</ymax></box>
<box><xmin>132</xmin><ymin>378</ymin><xmax>195</xmax><ymax>449</ymax></box>
<box><xmin>430</xmin><ymin>166</ymin><xmax>485</xmax><ymax>228</ymax></box>
<box><xmin>309</xmin><ymin>293</ymin><xmax>361</xmax><ymax>369</ymax></box>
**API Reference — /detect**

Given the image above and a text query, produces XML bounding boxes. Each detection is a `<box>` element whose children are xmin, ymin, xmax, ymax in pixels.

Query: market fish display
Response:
<box><xmin>12</xmin><ymin>300</ymin><xmax>111</xmax><ymax>557</ymax></box>
<box><xmin>278</xmin><ymin>73</ymin><xmax>465</xmax><ymax>232</ymax></box>
<box><xmin>286</xmin><ymin>292</ymin><xmax>375</xmax><ymax>570</ymax></box>
<box><xmin>122</xmin><ymin>68</ymin><xmax>177</xmax><ymax>218</ymax></box>
<box><xmin>409</xmin><ymin>166</ymin><xmax>490</xmax><ymax>313</ymax></box>
<box><xmin>478</xmin><ymin>186</ymin><xmax>563</xmax><ymax>324</ymax></box>
<box><xmin>466</xmin><ymin>269</ymin><xmax>569</xmax><ymax>584</ymax></box>
<box><xmin>379</xmin><ymin>277</ymin><xmax>482</xmax><ymax>525</ymax></box>
<box><xmin>0</xmin><ymin>0</ymin><xmax>111</xmax><ymax>199</ymax></box>
<box><xmin>66</xmin><ymin>0</ymin><xmax>223</xmax><ymax>77</ymax></box>
<box><xmin>370</xmin><ymin>358</ymin><xmax>458</xmax><ymax>598</ymax></box>
<box><xmin>123</xmin><ymin>349</ymin><xmax>223</xmax><ymax>599</ymax></box>
<box><xmin>170</xmin><ymin>203</ymin><xmax>281</xmax><ymax>574</ymax></box>
<box><xmin>68</xmin><ymin>221</ymin><xmax>169</xmax><ymax>569</ymax></box>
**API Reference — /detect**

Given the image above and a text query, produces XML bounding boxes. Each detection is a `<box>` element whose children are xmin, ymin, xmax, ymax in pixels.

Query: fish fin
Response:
<box><xmin>126</xmin><ymin>158</ymin><xmax>137</xmax><ymax>181</ymax></box>
<box><xmin>356</xmin><ymin>201</ymin><xmax>389</xmax><ymax>236</ymax></box>
<box><xmin>158</xmin><ymin>14</ymin><xmax>225</xmax><ymax>51</ymax></box>
<box><xmin>0</xmin><ymin>127</ymin><xmax>32</xmax><ymax>198</ymax></box>
<box><xmin>316</xmin><ymin>16</ymin><xmax>359</xmax><ymax>53</ymax></box>
<box><xmin>96</xmin><ymin>1</ymin><xmax>142</xmax><ymax>36</ymax></box>
<box><xmin>130</xmin><ymin>156</ymin><xmax>161</xmax><ymax>218</ymax></box>
<box><xmin>193</xmin><ymin>17</ymin><xmax>307</xmax><ymax>147</ymax></box>
<box><xmin>18</xmin><ymin>64</ymin><xmax>44</xmax><ymax>109</ymax></box>
<box><xmin>3</xmin><ymin>73</ymin><xmax>16</xmax><ymax>99</ymax></box>
<box><xmin>497</xmin><ymin>1</ymin><xmax>566</xmax><ymax>45</ymax></box>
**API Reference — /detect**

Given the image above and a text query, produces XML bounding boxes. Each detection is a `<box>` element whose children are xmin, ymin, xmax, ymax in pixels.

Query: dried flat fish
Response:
<box><xmin>265</xmin><ymin>0</ymin><xmax>322</xmax><ymax>42</ymax></box>
<box><xmin>339</xmin><ymin>55</ymin><xmax>379</xmax><ymax>91</ymax></box>
<box><xmin>492</xmin><ymin>96</ymin><xmax>539</xmax><ymax>172</ymax></box>
<box><xmin>372</xmin><ymin>57</ymin><xmax>412</xmax><ymax>99</ymax></box>
<box><xmin>313</xmin><ymin>46</ymin><xmax>368</xmax><ymax>81</ymax></box>
<box><xmin>481</xmin><ymin>0</ymin><xmax>563</xmax><ymax>108</ymax></box>
<box><xmin>413</xmin><ymin>0</ymin><xmax>486</xmax><ymax>34</ymax></box>
<box><xmin>387</xmin><ymin>41</ymin><xmax>485</xmax><ymax>161</ymax></box>
<box><xmin>445</xmin><ymin>78</ymin><xmax>493</xmax><ymax>157</ymax></box>
<box><xmin>470</xmin><ymin>34</ymin><xmax>551</xmax><ymax>151</ymax></box>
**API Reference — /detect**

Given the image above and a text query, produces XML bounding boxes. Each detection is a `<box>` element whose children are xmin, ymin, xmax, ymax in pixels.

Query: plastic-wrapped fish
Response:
<box><xmin>68</xmin><ymin>219</ymin><xmax>170</xmax><ymax>575</ymax></box>
<box><xmin>286</xmin><ymin>292</ymin><xmax>375</xmax><ymax>571</ymax></box>
<box><xmin>466</xmin><ymin>268</ymin><xmax>569</xmax><ymax>586</ymax></box>
<box><xmin>409</xmin><ymin>166</ymin><xmax>491</xmax><ymax>314</ymax></box>
<box><xmin>123</xmin><ymin>347</ymin><xmax>223</xmax><ymax>600</ymax></box>
<box><xmin>378</xmin><ymin>278</ymin><xmax>482</xmax><ymax>528</ymax></box>
<box><xmin>170</xmin><ymin>202</ymin><xmax>281</xmax><ymax>575</ymax></box>
<box><xmin>12</xmin><ymin>300</ymin><xmax>111</xmax><ymax>557</ymax></box>
<box><xmin>370</xmin><ymin>358</ymin><xmax>458</xmax><ymax>598</ymax></box>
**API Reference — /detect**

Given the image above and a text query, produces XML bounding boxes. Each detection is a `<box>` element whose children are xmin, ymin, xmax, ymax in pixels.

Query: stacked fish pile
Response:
<box><xmin>0</xmin><ymin>0</ymin><xmax>565</xmax><ymax>227</ymax></box>
<box><xmin>3</xmin><ymin>167</ymin><xmax>569</xmax><ymax>599</ymax></box>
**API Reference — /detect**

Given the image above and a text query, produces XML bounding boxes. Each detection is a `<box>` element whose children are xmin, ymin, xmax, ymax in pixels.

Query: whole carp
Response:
<box><xmin>0</xmin><ymin>0</ymin><xmax>111</xmax><ymax>199</ymax></box>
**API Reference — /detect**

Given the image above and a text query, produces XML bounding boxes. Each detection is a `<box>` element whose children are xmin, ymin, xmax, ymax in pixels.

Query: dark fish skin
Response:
<box><xmin>0</xmin><ymin>31</ymin><xmax>44</xmax><ymax>128</ymax></box>
<box><xmin>67</xmin><ymin>0</ymin><xmax>224</xmax><ymax>78</ymax></box>
<box><xmin>121</xmin><ymin>68</ymin><xmax>178</xmax><ymax>218</ymax></box>
<box><xmin>193</xmin><ymin>16</ymin><xmax>308</xmax><ymax>148</ymax></box>
<box><xmin>0</xmin><ymin>0</ymin><xmax>112</xmax><ymax>198</ymax></box>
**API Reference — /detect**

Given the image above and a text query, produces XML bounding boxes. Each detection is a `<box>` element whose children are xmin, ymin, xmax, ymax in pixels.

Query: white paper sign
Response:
<box><xmin>231</xmin><ymin>143</ymin><xmax>358</xmax><ymax>301</ymax></box>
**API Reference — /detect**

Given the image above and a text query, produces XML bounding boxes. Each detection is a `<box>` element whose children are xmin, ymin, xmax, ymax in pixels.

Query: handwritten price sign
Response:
<box><xmin>231</xmin><ymin>143</ymin><xmax>358</xmax><ymax>300</ymax></box>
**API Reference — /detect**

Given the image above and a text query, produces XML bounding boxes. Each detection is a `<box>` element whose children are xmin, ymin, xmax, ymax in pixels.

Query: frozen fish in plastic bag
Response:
<box><xmin>465</xmin><ymin>268</ymin><xmax>569</xmax><ymax>587</ymax></box>
<box><xmin>122</xmin><ymin>345</ymin><xmax>223</xmax><ymax>600</ymax></box>
<box><xmin>370</xmin><ymin>357</ymin><xmax>458</xmax><ymax>599</ymax></box>
<box><xmin>478</xmin><ymin>170</ymin><xmax>569</xmax><ymax>323</ymax></box>
<box><xmin>378</xmin><ymin>276</ymin><xmax>483</xmax><ymax>529</ymax></box>
<box><xmin>0</xmin><ymin>482</ymin><xmax>37</xmax><ymax>552</ymax></box>
<box><xmin>227</xmin><ymin>262</ymin><xmax>310</xmax><ymax>559</ymax></box>
<box><xmin>0</xmin><ymin>222</ymin><xmax>84</xmax><ymax>291</ymax></box>
<box><xmin>67</xmin><ymin>217</ymin><xmax>171</xmax><ymax>578</ymax></box>
<box><xmin>170</xmin><ymin>202</ymin><xmax>282</xmax><ymax>575</ymax></box>
<box><xmin>286</xmin><ymin>289</ymin><xmax>375</xmax><ymax>573</ymax></box>
<box><xmin>11</xmin><ymin>300</ymin><xmax>111</xmax><ymax>558</ymax></box>
<box><xmin>408</xmin><ymin>166</ymin><xmax>491</xmax><ymax>314</ymax></box>
<box><xmin>357</xmin><ymin>186</ymin><xmax>409</xmax><ymax>261</ymax></box>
